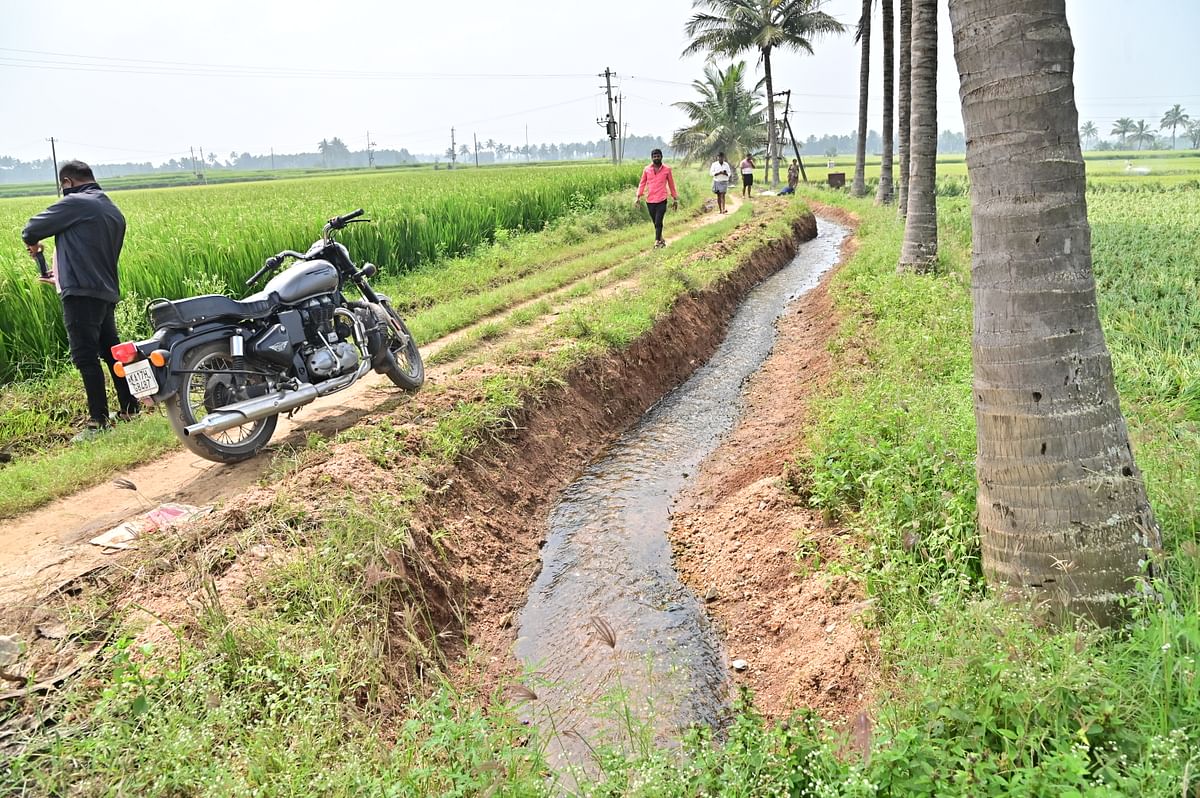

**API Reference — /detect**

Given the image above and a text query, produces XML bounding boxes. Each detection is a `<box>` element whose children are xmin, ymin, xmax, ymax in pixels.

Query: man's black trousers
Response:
<box><xmin>645</xmin><ymin>200</ymin><xmax>667</xmax><ymax>241</ymax></box>
<box><xmin>62</xmin><ymin>295</ymin><xmax>137</xmax><ymax>425</ymax></box>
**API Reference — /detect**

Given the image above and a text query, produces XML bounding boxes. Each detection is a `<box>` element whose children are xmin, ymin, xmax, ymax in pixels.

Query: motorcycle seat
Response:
<box><xmin>150</xmin><ymin>294</ymin><xmax>277</xmax><ymax>329</ymax></box>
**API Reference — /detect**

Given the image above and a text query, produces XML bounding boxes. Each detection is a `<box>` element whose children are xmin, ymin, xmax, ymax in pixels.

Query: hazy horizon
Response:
<box><xmin>2</xmin><ymin>0</ymin><xmax>1196</xmax><ymax>167</ymax></box>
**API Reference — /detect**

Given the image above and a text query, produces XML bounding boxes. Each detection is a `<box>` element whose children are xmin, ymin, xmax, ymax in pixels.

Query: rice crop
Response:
<box><xmin>1088</xmin><ymin>190</ymin><xmax>1200</xmax><ymax>420</ymax></box>
<box><xmin>0</xmin><ymin>163</ymin><xmax>640</xmax><ymax>383</ymax></box>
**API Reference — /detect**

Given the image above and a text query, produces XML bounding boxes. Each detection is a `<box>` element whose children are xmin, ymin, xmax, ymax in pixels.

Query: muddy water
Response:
<box><xmin>515</xmin><ymin>219</ymin><xmax>848</xmax><ymax>773</ymax></box>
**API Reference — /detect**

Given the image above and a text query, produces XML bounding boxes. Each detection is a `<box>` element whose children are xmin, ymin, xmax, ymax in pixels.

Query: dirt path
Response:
<box><xmin>0</xmin><ymin>197</ymin><xmax>743</xmax><ymax>609</ymax></box>
<box><xmin>3</xmin><ymin>202</ymin><xmax>874</xmax><ymax>750</ymax></box>
<box><xmin>428</xmin><ymin>193</ymin><xmax>743</xmax><ymax>368</ymax></box>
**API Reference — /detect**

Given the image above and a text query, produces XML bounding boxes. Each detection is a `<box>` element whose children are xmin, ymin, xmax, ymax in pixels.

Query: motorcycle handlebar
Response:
<box><xmin>246</xmin><ymin>249</ymin><xmax>309</xmax><ymax>287</ymax></box>
<box><xmin>327</xmin><ymin>208</ymin><xmax>365</xmax><ymax>229</ymax></box>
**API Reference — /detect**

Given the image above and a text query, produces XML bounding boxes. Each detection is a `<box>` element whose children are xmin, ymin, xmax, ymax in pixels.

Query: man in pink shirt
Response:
<box><xmin>634</xmin><ymin>148</ymin><xmax>678</xmax><ymax>248</ymax></box>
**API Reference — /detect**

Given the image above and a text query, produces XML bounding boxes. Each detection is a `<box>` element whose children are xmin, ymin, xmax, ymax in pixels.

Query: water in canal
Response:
<box><xmin>515</xmin><ymin>219</ymin><xmax>849</xmax><ymax>775</ymax></box>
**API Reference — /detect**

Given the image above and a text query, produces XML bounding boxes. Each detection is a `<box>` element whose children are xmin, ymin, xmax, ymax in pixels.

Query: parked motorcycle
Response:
<box><xmin>111</xmin><ymin>209</ymin><xmax>424</xmax><ymax>464</ymax></box>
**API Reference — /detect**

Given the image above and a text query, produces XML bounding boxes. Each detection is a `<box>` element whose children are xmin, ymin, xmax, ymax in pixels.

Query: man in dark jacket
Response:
<box><xmin>22</xmin><ymin>160</ymin><xmax>137</xmax><ymax>441</ymax></box>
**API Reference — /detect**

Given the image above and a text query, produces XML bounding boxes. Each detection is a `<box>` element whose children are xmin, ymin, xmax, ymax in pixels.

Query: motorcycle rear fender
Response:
<box><xmin>150</xmin><ymin>324</ymin><xmax>246</xmax><ymax>403</ymax></box>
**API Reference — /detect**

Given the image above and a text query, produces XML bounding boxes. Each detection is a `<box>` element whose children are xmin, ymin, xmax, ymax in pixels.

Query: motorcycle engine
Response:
<box><xmin>304</xmin><ymin>341</ymin><xmax>359</xmax><ymax>379</ymax></box>
<box><xmin>297</xmin><ymin>295</ymin><xmax>360</xmax><ymax>380</ymax></box>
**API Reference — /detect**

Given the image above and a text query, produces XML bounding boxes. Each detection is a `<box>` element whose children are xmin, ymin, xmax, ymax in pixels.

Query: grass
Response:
<box><xmin>0</xmin><ymin>163</ymin><xmax>642</xmax><ymax>383</ymax></box>
<box><xmin>8</xmin><ymin>167</ymin><xmax>1198</xmax><ymax>794</ymax></box>
<box><xmin>775</xmin><ymin>177</ymin><xmax>1200</xmax><ymax>795</ymax></box>
<box><xmin>2</xmin><ymin>196</ymin><xmax>816</xmax><ymax>796</ymax></box>
<box><xmin>0</xmin><ymin>182</ymin><xmax>701</xmax><ymax>519</ymax></box>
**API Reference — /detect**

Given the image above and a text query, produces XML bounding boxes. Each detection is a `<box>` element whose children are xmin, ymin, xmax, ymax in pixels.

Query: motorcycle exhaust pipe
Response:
<box><xmin>184</xmin><ymin>358</ymin><xmax>373</xmax><ymax>438</ymax></box>
<box><xmin>183</xmin><ymin>384</ymin><xmax>319</xmax><ymax>437</ymax></box>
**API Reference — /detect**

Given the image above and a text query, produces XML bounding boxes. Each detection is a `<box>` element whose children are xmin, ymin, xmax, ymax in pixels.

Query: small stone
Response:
<box><xmin>0</xmin><ymin>635</ymin><xmax>23</xmax><ymax>667</ymax></box>
<box><xmin>703</xmin><ymin>587</ymin><xmax>719</xmax><ymax>602</ymax></box>
<box><xmin>731</xmin><ymin>659</ymin><xmax>748</xmax><ymax>672</ymax></box>
<box><xmin>36</xmin><ymin>623</ymin><xmax>68</xmax><ymax>641</ymax></box>
<box><xmin>825</xmin><ymin>623</ymin><xmax>837</xmax><ymax>634</ymax></box>
<box><xmin>248</xmin><ymin>544</ymin><xmax>271</xmax><ymax>560</ymax></box>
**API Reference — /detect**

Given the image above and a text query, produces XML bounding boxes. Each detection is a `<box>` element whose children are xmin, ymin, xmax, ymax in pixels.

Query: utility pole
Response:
<box><xmin>616</xmin><ymin>94</ymin><xmax>625</xmax><ymax>163</ymax></box>
<box><xmin>270</xmin><ymin>147</ymin><xmax>275</xmax><ymax>171</ymax></box>
<box><xmin>366</xmin><ymin>130</ymin><xmax>376</xmax><ymax>168</ymax></box>
<box><xmin>775</xmin><ymin>90</ymin><xmax>808</xmax><ymax>183</ymax></box>
<box><xmin>525</xmin><ymin>124</ymin><xmax>530</xmax><ymax>161</ymax></box>
<box><xmin>473</xmin><ymin>132</ymin><xmax>479</xmax><ymax>168</ymax></box>
<box><xmin>47</xmin><ymin>137</ymin><xmax>60</xmax><ymax>195</ymax></box>
<box><xmin>449</xmin><ymin>127</ymin><xmax>456</xmax><ymax>170</ymax></box>
<box><xmin>199</xmin><ymin>146</ymin><xmax>208</xmax><ymax>183</ymax></box>
<box><xmin>598</xmin><ymin>67</ymin><xmax>618</xmax><ymax>164</ymax></box>
<box><xmin>621</xmin><ymin>122</ymin><xmax>629</xmax><ymax>162</ymax></box>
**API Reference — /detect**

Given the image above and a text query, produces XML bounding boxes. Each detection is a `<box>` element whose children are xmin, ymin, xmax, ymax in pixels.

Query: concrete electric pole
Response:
<box><xmin>598</xmin><ymin>67</ymin><xmax>618</xmax><ymax>164</ymax></box>
<box><xmin>48</xmin><ymin>137</ymin><xmax>59</xmax><ymax>196</ymax></box>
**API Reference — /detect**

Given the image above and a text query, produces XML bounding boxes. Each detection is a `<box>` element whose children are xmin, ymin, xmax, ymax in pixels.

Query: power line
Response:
<box><xmin>375</xmin><ymin>94</ymin><xmax>602</xmax><ymax>142</ymax></box>
<box><xmin>0</xmin><ymin>48</ymin><xmax>594</xmax><ymax>81</ymax></box>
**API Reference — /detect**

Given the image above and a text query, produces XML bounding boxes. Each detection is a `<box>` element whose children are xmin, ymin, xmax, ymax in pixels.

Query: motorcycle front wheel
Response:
<box><xmin>164</xmin><ymin>340</ymin><xmax>279</xmax><ymax>464</ymax></box>
<box><xmin>378</xmin><ymin>305</ymin><xmax>425</xmax><ymax>391</ymax></box>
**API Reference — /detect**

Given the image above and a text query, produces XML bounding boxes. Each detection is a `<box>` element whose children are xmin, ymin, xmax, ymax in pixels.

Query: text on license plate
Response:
<box><xmin>124</xmin><ymin>359</ymin><xmax>159</xmax><ymax>397</ymax></box>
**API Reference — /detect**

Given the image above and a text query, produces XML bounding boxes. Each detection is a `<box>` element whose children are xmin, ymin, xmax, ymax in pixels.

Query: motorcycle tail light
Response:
<box><xmin>111</xmin><ymin>342</ymin><xmax>138</xmax><ymax>364</ymax></box>
<box><xmin>113</xmin><ymin>362</ymin><xmax>126</xmax><ymax>378</ymax></box>
<box><xmin>149</xmin><ymin>349</ymin><xmax>168</xmax><ymax>367</ymax></box>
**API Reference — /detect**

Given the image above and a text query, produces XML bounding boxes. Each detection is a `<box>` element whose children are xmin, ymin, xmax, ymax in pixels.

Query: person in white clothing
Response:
<box><xmin>709</xmin><ymin>152</ymin><xmax>732</xmax><ymax>213</ymax></box>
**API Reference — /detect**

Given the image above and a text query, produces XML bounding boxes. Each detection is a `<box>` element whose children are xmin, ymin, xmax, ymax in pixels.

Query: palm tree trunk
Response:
<box><xmin>949</xmin><ymin>0</ymin><xmax>1161</xmax><ymax>627</ymax></box>
<box><xmin>898</xmin><ymin>0</ymin><xmax>937</xmax><ymax>272</ymax></box>
<box><xmin>764</xmin><ymin>47</ymin><xmax>780</xmax><ymax>188</ymax></box>
<box><xmin>897</xmin><ymin>0</ymin><xmax>912</xmax><ymax>217</ymax></box>
<box><xmin>852</xmin><ymin>0</ymin><xmax>872</xmax><ymax>197</ymax></box>
<box><xmin>876</xmin><ymin>0</ymin><xmax>895</xmax><ymax>204</ymax></box>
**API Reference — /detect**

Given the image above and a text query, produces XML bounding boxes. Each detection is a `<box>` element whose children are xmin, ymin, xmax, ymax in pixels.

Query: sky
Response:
<box><xmin>1</xmin><ymin>0</ymin><xmax>1197</xmax><ymax>164</ymax></box>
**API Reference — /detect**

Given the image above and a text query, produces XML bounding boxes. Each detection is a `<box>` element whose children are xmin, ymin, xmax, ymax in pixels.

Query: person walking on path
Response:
<box><xmin>22</xmin><ymin>160</ymin><xmax>138</xmax><ymax>442</ymax></box>
<box><xmin>787</xmin><ymin>159</ymin><xmax>800</xmax><ymax>190</ymax></box>
<box><xmin>634</xmin><ymin>148</ymin><xmax>678</xmax><ymax>248</ymax></box>
<box><xmin>709</xmin><ymin>152</ymin><xmax>732</xmax><ymax>213</ymax></box>
<box><xmin>739</xmin><ymin>154</ymin><xmax>756</xmax><ymax>198</ymax></box>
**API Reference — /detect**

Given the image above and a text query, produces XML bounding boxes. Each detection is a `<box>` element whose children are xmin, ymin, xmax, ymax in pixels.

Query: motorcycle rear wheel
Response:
<box><xmin>378</xmin><ymin>305</ymin><xmax>424</xmax><ymax>391</ymax></box>
<box><xmin>164</xmin><ymin>340</ymin><xmax>279</xmax><ymax>464</ymax></box>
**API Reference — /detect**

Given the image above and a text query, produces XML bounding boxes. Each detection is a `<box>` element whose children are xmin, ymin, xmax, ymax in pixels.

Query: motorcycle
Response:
<box><xmin>110</xmin><ymin>209</ymin><xmax>424</xmax><ymax>464</ymax></box>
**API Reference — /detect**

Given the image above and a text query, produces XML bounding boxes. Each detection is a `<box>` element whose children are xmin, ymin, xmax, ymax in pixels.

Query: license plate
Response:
<box><xmin>124</xmin><ymin>359</ymin><xmax>159</xmax><ymax>398</ymax></box>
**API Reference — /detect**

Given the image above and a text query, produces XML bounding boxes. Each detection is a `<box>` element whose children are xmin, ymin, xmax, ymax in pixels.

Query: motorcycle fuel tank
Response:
<box><xmin>262</xmin><ymin>259</ymin><xmax>339</xmax><ymax>304</ymax></box>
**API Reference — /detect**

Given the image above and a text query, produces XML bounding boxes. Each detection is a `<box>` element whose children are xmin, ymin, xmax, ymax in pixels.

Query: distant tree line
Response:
<box><xmin>0</xmin><ymin>134</ymin><xmax>672</xmax><ymax>185</ymax></box>
<box><xmin>0</xmin><ymin>144</ymin><xmax>417</xmax><ymax>185</ymax></box>
<box><xmin>1079</xmin><ymin>106</ymin><xmax>1199</xmax><ymax>151</ymax></box>
<box><xmin>793</xmin><ymin>128</ymin><xmax>965</xmax><ymax>158</ymax></box>
<box><xmin>430</xmin><ymin>134</ymin><xmax>670</xmax><ymax>166</ymax></box>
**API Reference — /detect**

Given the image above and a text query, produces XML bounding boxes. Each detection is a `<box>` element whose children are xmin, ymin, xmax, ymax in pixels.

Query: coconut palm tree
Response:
<box><xmin>851</xmin><ymin>0</ymin><xmax>872</xmax><ymax>197</ymax></box>
<box><xmin>897</xmin><ymin>0</ymin><xmax>912</xmax><ymax>217</ymax></box>
<box><xmin>1188</xmin><ymin>119</ymin><xmax>1200</xmax><ymax>149</ymax></box>
<box><xmin>1110</xmin><ymin>117</ymin><xmax>1135</xmax><ymax>149</ymax></box>
<box><xmin>1159</xmin><ymin>104</ymin><xmax>1190</xmax><ymax>150</ymax></box>
<box><xmin>683</xmin><ymin>0</ymin><xmax>845</xmax><ymax>188</ymax></box>
<box><xmin>875</xmin><ymin>0</ymin><xmax>895</xmax><ymax>204</ymax></box>
<box><xmin>1131</xmin><ymin>119</ymin><xmax>1155</xmax><ymax>150</ymax></box>
<box><xmin>898</xmin><ymin>0</ymin><xmax>937</xmax><ymax>272</ymax></box>
<box><xmin>671</xmin><ymin>61</ymin><xmax>768</xmax><ymax>164</ymax></box>
<box><xmin>1079</xmin><ymin>120</ymin><xmax>1098</xmax><ymax>150</ymax></box>
<box><xmin>949</xmin><ymin>0</ymin><xmax>1160</xmax><ymax>626</ymax></box>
